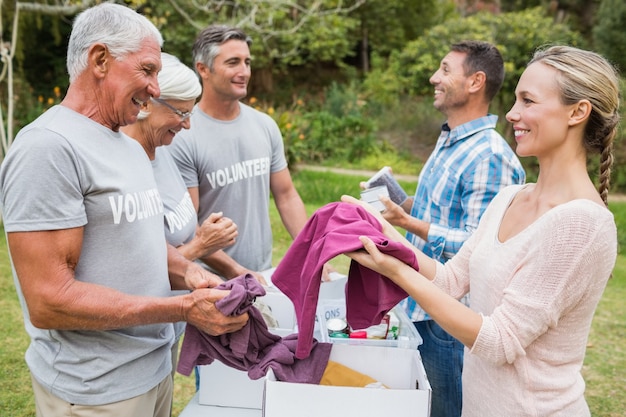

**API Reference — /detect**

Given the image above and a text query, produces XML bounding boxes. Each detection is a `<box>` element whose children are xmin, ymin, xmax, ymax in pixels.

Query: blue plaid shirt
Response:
<box><xmin>402</xmin><ymin>115</ymin><xmax>526</xmax><ymax>321</ymax></box>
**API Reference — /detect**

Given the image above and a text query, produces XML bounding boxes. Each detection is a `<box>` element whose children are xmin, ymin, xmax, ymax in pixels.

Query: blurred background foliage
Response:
<box><xmin>2</xmin><ymin>0</ymin><xmax>626</xmax><ymax>189</ymax></box>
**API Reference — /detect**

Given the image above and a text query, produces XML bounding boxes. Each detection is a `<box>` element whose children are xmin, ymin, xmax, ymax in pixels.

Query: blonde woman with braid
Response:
<box><xmin>343</xmin><ymin>45</ymin><xmax>619</xmax><ymax>416</ymax></box>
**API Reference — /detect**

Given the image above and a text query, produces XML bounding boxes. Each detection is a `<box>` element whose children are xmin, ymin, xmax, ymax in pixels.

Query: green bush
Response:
<box><xmin>273</xmin><ymin>83</ymin><xmax>379</xmax><ymax>166</ymax></box>
<box><xmin>593</xmin><ymin>0</ymin><xmax>626</xmax><ymax>75</ymax></box>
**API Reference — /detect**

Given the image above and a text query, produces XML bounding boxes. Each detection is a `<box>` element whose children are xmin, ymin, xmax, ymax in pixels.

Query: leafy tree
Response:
<box><xmin>1</xmin><ymin>0</ymin><xmax>93</xmax><ymax>156</ymax></box>
<box><xmin>500</xmin><ymin>0</ymin><xmax>545</xmax><ymax>12</ymax></box>
<box><xmin>550</xmin><ymin>0</ymin><xmax>600</xmax><ymax>41</ymax></box>
<box><xmin>349</xmin><ymin>0</ymin><xmax>457</xmax><ymax>72</ymax></box>
<box><xmin>137</xmin><ymin>0</ymin><xmax>366</xmax><ymax>94</ymax></box>
<box><xmin>593</xmin><ymin>0</ymin><xmax>626</xmax><ymax>72</ymax></box>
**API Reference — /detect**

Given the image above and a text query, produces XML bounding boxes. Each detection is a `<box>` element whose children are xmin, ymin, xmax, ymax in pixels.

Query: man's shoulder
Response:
<box><xmin>460</xmin><ymin>117</ymin><xmax>512</xmax><ymax>152</ymax></box>
<box><xmin>453</xmin><ymin>123</ymin><xmax>522</xmax><ymax>169</ymax></box>
<box><xmin>14</xmin><ymin>106</ymin><xmax>113</xmax><ymax>148</ymax></box>
<box><xmin>240</xmin><ymin>102</ymin><xmax>278</xmax><ymax>125</ymax></box>
<box><xmin>19</xmin><ymin>106</ymin><xmax>73</xmax><ymax>136</ymax></box>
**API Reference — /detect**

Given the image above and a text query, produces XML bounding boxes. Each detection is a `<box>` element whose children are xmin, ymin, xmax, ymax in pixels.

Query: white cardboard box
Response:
<box><xmin>179</xmin><ymin>393</ymin><xmax>261</xmax><ymax>417</ymax></box>
<box><xmin>198</xmin><ymin>361</ymin><xmax>266</xmax><ymax>409</ymax></box>
<box><xmin>263</xmin><ymin>344</ymin><xmax>431</xmax><ymax>417</ymax></box>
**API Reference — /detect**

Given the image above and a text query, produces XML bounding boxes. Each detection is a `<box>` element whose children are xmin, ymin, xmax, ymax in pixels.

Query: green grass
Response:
<box><xmin>609</xmin><ymin>200</ymin><xmax>626</xmax><ymax>255</ymax></box>
<box><xmin>1</xmin><ymin>169</ymin><xmax>625</xmax><ymax>416</ymax></box>
<box><xmin>582</xmin><ymin>259</ymin><xmax>626</xmax><ymax>416</ymax></box>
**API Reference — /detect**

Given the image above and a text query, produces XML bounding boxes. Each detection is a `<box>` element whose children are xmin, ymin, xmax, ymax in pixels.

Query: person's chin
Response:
<box><xmin>163</xmin><ymin>132</ymin><xmax>175</xmax><ymax>146</ymax></box>
<box><xmin>122</xmin><ymin>116</ymin><xmax>138</xmax><ymax>128</ymax></box>
<box><xmin>234</xmin><ymin>87</ymin><xmax>248</xmax><ymax>99</ymax></box>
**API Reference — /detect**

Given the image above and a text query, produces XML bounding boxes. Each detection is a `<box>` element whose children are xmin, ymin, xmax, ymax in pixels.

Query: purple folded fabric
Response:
<box><xmin>272</xmin><ymin>202</ymin><xmax>418</xmax><ymax>359</ymax></box>
<box><xmin>177</xmin><ymin>274</ymin><xmax>332</xmax><ymax>384</ymax></box>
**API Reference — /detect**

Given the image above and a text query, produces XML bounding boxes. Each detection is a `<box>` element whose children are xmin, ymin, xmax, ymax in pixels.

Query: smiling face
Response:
<box><xmin>506</xmin><ymin>62</ymin><xmax>574</xmax><ymax>158</ymax></box>
<box><xmin>146</xmin><ymin>98</ymin><xmax>196</xmax><ymax>147</ymax></box>
<box><xmin>429</xmin><ymin>51</ymin><xmax>471</xmax><ymax>116</ymax></box>
<box><xmin>199</xmin><ymin>39</ymin><xmax>251</xmax><ymax>102</ymax></box>
<box><xmin>98</xmin><ymin>37</ymin><xmax>162</xmax><ymax>131</ymax></box>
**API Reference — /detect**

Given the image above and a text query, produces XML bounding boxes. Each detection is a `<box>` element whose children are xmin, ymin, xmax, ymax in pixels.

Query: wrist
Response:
<box><xmin>180</xmin><ymin>239</ymin><xmax>203</xmax><ymax>261</ymax></box>
<box><xmin>180</xmin><ymin>291</ymin><xmax>196</xmax><ymax>322</ymax></box>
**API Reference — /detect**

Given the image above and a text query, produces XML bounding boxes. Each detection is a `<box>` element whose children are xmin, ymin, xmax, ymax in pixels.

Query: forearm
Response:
<box><xmin>397</xmin><ymin>214</ymin><xmax>430</xmax><ymax>242</ymax></box>
<box><xmin>390</xmin><ymin>263</ymin><xmax>481</xmax><ymax>347</ymax></box>
<box><xmin>199</xmin><ymin>249</ymin><xmax>246</xmax><ymax>279</ymax></box>
<box><xmin>29</xmin><ymin>279</ymin><xmax>186</xmax><ymax>330</ymax></box>
<box><xmin>175</xmin><ymin>237</ymin><xmax>205</xmax><ymax>261</ymax></box>
<box><xmin>378</xmin><ymin>218</ymin><xmax>438</xmax><ymax>280</ymax></box>
<box><xmin>32</xmin><ymin>281</ymin><xmax>245</xmax><ymax>337</ymax></box>
<box><xmin>276</xmin><ymin>193</ymin><xmax>307</xmax><ymax>239</ymax></box>
<box><xmin>168</xmin><ymin>243</ymin><xmax>193</xmax><ymax>290</ymax></box>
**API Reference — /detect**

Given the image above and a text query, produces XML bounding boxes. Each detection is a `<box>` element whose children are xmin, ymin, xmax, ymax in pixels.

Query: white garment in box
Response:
<box><xmin>263</xmin><ymin>344</ymin><xmax>431</xmax><ymax>417</ymax></box>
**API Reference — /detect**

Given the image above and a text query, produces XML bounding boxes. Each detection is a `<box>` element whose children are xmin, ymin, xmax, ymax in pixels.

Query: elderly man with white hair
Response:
<box><xmin>0</xmin><ymin>5</ymin><xmax>247</xmax><ymax>416</ymax></box>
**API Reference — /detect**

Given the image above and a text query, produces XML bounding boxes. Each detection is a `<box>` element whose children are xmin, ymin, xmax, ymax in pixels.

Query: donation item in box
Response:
<box><xmin>263</xmin><ymin>344</ymin><xmax>431</xmax><ymax>417</ymax></box>
<box><xmin>197</xmin><ymin>269</ymin><xmax>343</xmax><ymax>410</ymax></box>
<box><xmin>317</xmin><ymin>300</ymin><xmax>422</xmax><ymax>349</ymax></box>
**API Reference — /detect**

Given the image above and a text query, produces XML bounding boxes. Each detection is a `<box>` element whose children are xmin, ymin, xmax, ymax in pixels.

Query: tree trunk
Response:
<box><xmin>250</xmin><ymin>67</ymin><xmax>274</xmax><ymax>95</ymax></box>
<box><xmin>360</xmin><ymin>26</ymin><xmax>369</xmax><ymax>73</ymax></box>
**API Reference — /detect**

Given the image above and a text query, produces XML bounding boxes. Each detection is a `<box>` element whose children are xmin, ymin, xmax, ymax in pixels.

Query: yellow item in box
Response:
<box><xmin>320</xmin><ymin>360</ymin><xmax>388</xmax><ymax>388</ymax></box>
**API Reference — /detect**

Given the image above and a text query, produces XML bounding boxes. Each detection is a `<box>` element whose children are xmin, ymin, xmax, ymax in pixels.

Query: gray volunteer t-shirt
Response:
<box><xmin>0</xmin><ymin>105</ymin><xmax>173</xmax><ymax>405</ymax></box>
<box><xmin>153</xmin><ymin>145</ymin><xmax>196</xmax><ymax>339</ymax></box>
<box><xmin>154</xmin><ymin>146</ymin><xmax>197</xmax><ymax>247</ymax></box>
<box><xmin>169</xmin><ymin>102</ymin><xmax>287</xmax><ymax>272</ymax></box>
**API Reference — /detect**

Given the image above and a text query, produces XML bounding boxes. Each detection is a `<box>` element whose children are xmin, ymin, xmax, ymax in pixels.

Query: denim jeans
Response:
<box><xmin>194</xmin><ymin>366</ymin><xmax>200</xmax><ymax>391</ymax></box>
<box><xmin>414</xmin><ymin>320</ymin><xmax>464</xmax><ymax>417</ymax></box>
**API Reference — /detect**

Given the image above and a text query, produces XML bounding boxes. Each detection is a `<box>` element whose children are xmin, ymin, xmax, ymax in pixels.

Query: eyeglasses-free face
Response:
<box><xmin>151</xmin><ymin>98</ymin><xmax>193</xmax><ymax>121</ymax></box>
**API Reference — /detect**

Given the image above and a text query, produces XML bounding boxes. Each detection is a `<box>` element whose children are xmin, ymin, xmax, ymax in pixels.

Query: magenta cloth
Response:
<box><xmin>272</xmin><ymin>202</ymin><xmax>418</xmax><ymax>359</ymax></box>
<box><xmin>177</xmin><ymin>274</ymin><xmax>332</xmax><ymax>384</ymax></box>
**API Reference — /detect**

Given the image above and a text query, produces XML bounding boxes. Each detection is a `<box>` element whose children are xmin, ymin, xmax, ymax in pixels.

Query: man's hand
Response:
<box><xmin>380</xmin><ymin>196</ymin><xmax>410</xmax><ymax>228</ymax></box>
<box><xmin>184</xmin><ymin>261</ymin><xmax>224</xmax><ymax>290</ymax></box>
<box><xmin>182</xmin><ymin>288</ymin><xmax>249</xmax><ymax>336</ymax></box>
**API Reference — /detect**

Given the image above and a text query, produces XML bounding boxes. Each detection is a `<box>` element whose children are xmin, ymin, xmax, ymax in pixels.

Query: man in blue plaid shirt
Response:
<box><xmin>380</xmin><ymin>41</ymin><xmax>525</xmax><ymax>417</ymax></box>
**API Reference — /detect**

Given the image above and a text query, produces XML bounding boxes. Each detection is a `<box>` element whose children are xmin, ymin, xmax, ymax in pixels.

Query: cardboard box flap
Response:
<box><xmin>263</xmin><ymin>344</ymin><xmax>431</xmax><ymax>417</ymax></box>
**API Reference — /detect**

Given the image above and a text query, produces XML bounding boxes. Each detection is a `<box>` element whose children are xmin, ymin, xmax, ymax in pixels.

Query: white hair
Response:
<box><xmin>66</xmin><ymin>3</ymin><xmax>163</xmax><ymax>83</ymax></box>
<box><xmin>137</xmin><ymin>53</ymin><xmax>202</xmax><ymax>120</ymax></box>
<box><xmin>157</xmin><ymin>53</ymin><xmax>202</xmax><ymax>100</ymax></box>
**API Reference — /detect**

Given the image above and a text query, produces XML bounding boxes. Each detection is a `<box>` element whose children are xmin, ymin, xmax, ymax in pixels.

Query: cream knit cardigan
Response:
<box><xmin>433</xmin><ymin>184</ymin><xmax>617</xmax><ymax>417</ymax></box>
